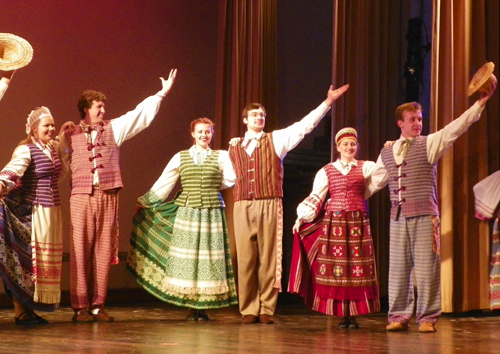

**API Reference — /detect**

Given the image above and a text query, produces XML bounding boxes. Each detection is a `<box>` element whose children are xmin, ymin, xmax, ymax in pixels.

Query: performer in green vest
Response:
<box><xmin>127</xmin><ymin>117</ymin><xmax>237</xmax><ymax>320</ymax></box>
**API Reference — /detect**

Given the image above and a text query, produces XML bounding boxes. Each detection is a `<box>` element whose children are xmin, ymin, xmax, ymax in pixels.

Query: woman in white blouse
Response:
<box><xmin>127</xmin><ymin>117</ymin><xmax>238</xmax><ymax>321</ymax></box>
<box><xmin>288</xmin><ymin>127</ymin><xmax>380</xmax><ymax>329</ymax></box>
<box><xmin>0</xmin><ymin>106</ymin><xmax>67</xmax><ymax>326</ymax></box>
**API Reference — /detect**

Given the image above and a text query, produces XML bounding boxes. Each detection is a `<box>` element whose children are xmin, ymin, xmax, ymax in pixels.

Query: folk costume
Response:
<box><xmin>127</xmin><ymin>146</ymin><xmax>238</xmax><ymax>309</ymax></box>
<box><xmin>0</xmin><ymin>125</ymin><xmax>64</xmax><ymax>313</ymax></box>
<box><xmin>473</xmin><ymin>170</ymin><xmax>500</xmax><ymax>309</ymax></box>
<box><xmin>60</xmin><ymin>93</ymin><xmax>166</xmax><ymax>315</ymax></box>
<box><xmin>228</xmin><ymin>101</ymin><xmax>332</xmax><ymax>319</ymax></box>
<box><xmin>289</xmin><ymin>160</ymin><xmax>379</xmax><ymax>316</ymax></box>
<box><xmin>289</xmin><ymin>127</ymin><xmax>379</xmax><ymax>318</ymax></box>
<box><xmin>370</xmin><ymin>102</ymin><xmax>485</xmax><ymax>328</ymax></box>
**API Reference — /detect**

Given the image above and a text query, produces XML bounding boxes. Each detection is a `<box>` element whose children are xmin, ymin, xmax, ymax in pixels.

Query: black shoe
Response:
<box><xmin>338</xmin><ymin>317</ymin><xmax>350</xmax><ymax>329</ymax></box>
<box><xmin>197</xmin><ymin>310</ymin><xmax>209</xmax><ymax>321</ymax></box>
<box><xmin>348</xmin><ymin>316</ymin><xmax>359</xmax><ymax>329</ymax></box>
<box><xmin>186</xmin><ymin>309</ymin><xmax>210</xmax><ymax>321</ymax></box>
<box><xmin>186</xmin><ymin>308</ymin><xmax>198</xmax><ymax>321</ymax></box>
<box><xmin>15</xmin><ymin>312</ymin><xmax>49</xmax><ymax>326</ymax></box>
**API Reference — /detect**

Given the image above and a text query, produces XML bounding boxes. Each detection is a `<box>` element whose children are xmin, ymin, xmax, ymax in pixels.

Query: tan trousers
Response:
<box><xmin>233</xmin><ymin>199</ymin><xmax>280</xmax><ymax>316</ymax></box>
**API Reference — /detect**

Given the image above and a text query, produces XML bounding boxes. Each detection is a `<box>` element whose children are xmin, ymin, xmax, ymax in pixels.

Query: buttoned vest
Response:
<box><xmin>229</xmin><ymin>132</ymin><xmax>283</xmax><ymax>202</ymax></box>
<box><xmin>380</xmin><ymin>136</ymin><xmax>439</xmax><ymax>220</ymax></box>
<box><xmin>66</xmin><ymin>121</ymin><xmax>122</xmax><ymax>194</ymax></box>
<box><xmin>174</xmin><ymin>150</ymin><xmax>224</xmax><ymax>208</ymax></box>
<box><xmin>18</xmin><ymin>144</ymin><xmax>62</xmax><ymax>207</ymax></box>
<box><xmin>324</xmin><ymin>161</ymin><xmax>368</xmax><ymax>212</ymax></box>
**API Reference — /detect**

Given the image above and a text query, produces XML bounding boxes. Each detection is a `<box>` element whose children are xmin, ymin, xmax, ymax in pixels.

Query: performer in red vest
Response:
<box><xmin>59</xmin><ymin>69</ymin><xmax>177</xmax><ymax>322</ymax></box>
<box><xmin>228</xmin><ymin>83</ymin><xmax>349</xmax><ymax>324</ymax></box>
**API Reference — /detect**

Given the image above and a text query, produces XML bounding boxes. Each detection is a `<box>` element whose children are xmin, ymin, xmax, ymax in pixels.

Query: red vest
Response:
<box><xmin>229</xmin><ymin>133</ymin><xmax>283</xmax><ymax>202</ymax></box>
<box><xmin>324</xmin><ymin>161</ymin><xmax>368</xmax><ymax>212</ymax></box>
<box><xmin>65</xmin><ymin>121</ymin><xmax>123</xmax><ymax>194</ymax></box>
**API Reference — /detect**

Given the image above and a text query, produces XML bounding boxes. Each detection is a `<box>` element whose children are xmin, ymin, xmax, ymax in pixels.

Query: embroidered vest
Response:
<box><xmin>229</xmin><ymin>132</ymin><xmax>283</xmax><ymax>202</ymax></box>
<box><xmin>18</xmin><ymin>144</ymin><xmax>62</xmax><ymax>207</ymax></box>
<box><xmin>174</xmin><ymin>150</ymin><xmax>225</xmax><ymax>208</ymax></box>
<box><xmin>324</xmin><ymin>161</ymin><xmax>368</xmax><ymax>212</ymax></box>
<box><xmin>380</xmin><ymin>136</ymin><xmax>439</xmax><ymax>220</ymax></box>
<box><xmin>66</xmin><ymin>121</ymin><xmax>123</xmax><ymax>194</ymax></box>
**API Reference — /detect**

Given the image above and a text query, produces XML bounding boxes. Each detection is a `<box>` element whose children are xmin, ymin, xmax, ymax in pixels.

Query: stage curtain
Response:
<box><xmin>215</xmin><ymin>0</ymin><xmax>278</xmax><ymax>277</ymax></box>
<box><xmin>331</xmin><ymin>0</ymin><xmax>406</xmax><ymax>299</ymax></box>
<box><xmin>432</xmin><ymin>0</ymin><xmax>500</xmax><ymax>312</ymax></box>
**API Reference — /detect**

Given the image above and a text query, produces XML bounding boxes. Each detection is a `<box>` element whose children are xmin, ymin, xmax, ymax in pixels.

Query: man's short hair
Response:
<box><xmin>242</xmin><ymin>103</ymin><xmax>266</xmax><ymax>120</ymax></box>
<box><xmin>78</xmin><ymin>90</ymin><xmax>107</xmax><ymax>119</ymax></box>
<box><xmin>395</xmin><ymin>102</ymin><xmax>422</xmax><ymax>123</ymax></box>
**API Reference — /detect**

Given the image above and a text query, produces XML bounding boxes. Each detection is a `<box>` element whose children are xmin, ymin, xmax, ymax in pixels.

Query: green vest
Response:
<box><xmin>174</xmin><ymin>150</ymin><xmax>225</xmax><ymax>208</ymax></box>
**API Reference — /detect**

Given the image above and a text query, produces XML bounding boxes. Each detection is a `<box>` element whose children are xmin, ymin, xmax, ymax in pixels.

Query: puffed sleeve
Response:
<box><xmin>473</xmin><ymin>170</ymin><xmax>500</xmax><ymax>220</ymax></box>
<box><xmin>0</xmin><ymin>145</ymin><xmax>31</xmax><ymax>194</ymax></box>
<box><xmin>137</xmin><ymin>152</ymin><xmax>181</xmax><ymax>208</ymax></box>
<box><xmin>296</xmin><ymin>167</ymin><xmax>329</xmax><ymax>223</ymax></box>
<box><xmin>362</xmin><ymin>160</ymin><xmax>377</xmax><ymax>199</ymax></box>
<box><xmin>219</xmin><ymin>150</ymin><xmax>235</xmax><ymax>190</ymax></box>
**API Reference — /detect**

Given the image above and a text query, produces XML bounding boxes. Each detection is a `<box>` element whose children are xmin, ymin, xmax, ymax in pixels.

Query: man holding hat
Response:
<box><xmin>228</xmin><ymin>83</ymin><xmax>349</xmax><ymax>325</ymax></box>
<box><xmin>369</xmin><ymin>64</ymin><xmax>497</xmax><ymax>333</ymax></box>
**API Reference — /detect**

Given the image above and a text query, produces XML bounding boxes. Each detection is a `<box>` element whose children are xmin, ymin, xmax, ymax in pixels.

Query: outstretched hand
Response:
<box><xmin>477</xmin><ymin>75</ymin><xmax>498</xmax><ymax>107</ymax></box>
<box><xmin>158</xmin><ymin>68</ymin><xmax>178</xmax><ymax>97</ymax></box>
<box><xmin>325</xmin><ymin>84</ymin><xmax>349</xmax><ymax>106</ymax></box>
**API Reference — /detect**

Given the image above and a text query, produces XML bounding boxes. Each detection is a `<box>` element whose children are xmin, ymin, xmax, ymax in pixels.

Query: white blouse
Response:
<box><xmin>296</xmin><ymin>159</ymin><xmax>376</xmax><ymax>223</ymax></box>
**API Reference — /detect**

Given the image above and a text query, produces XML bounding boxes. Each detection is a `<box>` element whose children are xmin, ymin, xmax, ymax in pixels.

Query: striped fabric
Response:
<box><xmin>17</xmin><ymin>144</ymin><xmax>62</xmax><ymax>207</ymax></box>
<box><xmin>380</xmin><ymin>136</ymin><xmax>439</xmax><ymax>220</ymax></box>
<box><xmin>288</xmin><ymin>162</ymin><xmax>379</xmax><ymax>316</ymax></box>
<box><xmin>66</xmin><ymin>122</ymin><xmax>123</xmax><ymax>194</ymax></box>
<box><xmin>69</xmin><ymin>190</ymin><xmax>119</xmax><ymax>309</ymax></box>
<box><xmin>229</xmin><ymin>133</ymin><xmax>283</xmax><ymax>202</ymax></box>
<box><xmin>175</xmin><ymin>150</ymin><xmax>224</xmax><ymax>208</ymax></box>
<box><xmin>388</xmin><ymin>216</ymin><xmax>441</xmax><ymax>324</ymax></box>
<box><xmin>0</xmin><ymin>198</ymin><xmax>57</xmax><ymax>312</ymax></box>
<box><xmin>127</xmin><ymin>186</ymin><xmax>238</xmax><ymax>308</ymax></box>
<box><xmin>324</xmin><ymin>162</ymin><xmax>368</xmax><ymax>212</ymax></box>
<box><xmin>31</xmin><ymin>204</ymin><xmax>63</xmax><ymax>304</ymax></box>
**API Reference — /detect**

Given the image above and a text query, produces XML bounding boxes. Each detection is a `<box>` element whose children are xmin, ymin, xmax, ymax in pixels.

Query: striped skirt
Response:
<box><xmin>289</xmin><ymin>209</ymin><xmax>380</xmax><ymax>316</ymax></box>
<box><xmin>127</xmin><ymin>201</ymin><xmax>237</xmax><ymax>309</ymax></box>
<box><xmin>0</xmin><ymin>197</ymin><xmax>60</xmax><ymax>312</ymax></box>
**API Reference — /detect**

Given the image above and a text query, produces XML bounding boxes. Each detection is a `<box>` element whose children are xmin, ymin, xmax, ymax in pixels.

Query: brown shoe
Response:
<box><xmin>92</xmin><ymin>308</ymin><xmax>114</xmax><ymax>322</ymax></box>
<box><xmin>241</xmin><ymin>315</ymin><xmax>259</xmax><ymax>324</ymax></box>
<box><xmin>418</xmin><ymin>322</ymin><xmax>437</xmax><ymax>333</ymax></box>
<box><xmin>386</xmin><ymin>322</ymin><xmax>409</xmax><ymax>331</ymax></box>
<box><xmin>259</xmin><ymin>314</ymin><xmax>274</xmax><ymax>325</ymax></box>
<box><xmin>72</xmin><ymin>309</ymin><xmax>95</xmax><ymax>323</ymax></box>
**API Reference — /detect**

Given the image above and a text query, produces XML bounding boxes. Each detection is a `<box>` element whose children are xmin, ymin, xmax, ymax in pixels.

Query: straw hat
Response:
<box><xmin>467</xmin><ymin>62</ymin><xmax>496</xmax><ymax>97</ymax></box>
<box><xmin>0</xmin><ymin>33</ymin><xmax>34</xmax><ymax>71</ymax></box>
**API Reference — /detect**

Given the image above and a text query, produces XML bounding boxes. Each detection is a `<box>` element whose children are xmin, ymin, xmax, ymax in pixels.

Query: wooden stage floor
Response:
<box><xmin>1</xmin><ymin>303</ymin><xmax>500</xmax><ymax>354</ymax></box>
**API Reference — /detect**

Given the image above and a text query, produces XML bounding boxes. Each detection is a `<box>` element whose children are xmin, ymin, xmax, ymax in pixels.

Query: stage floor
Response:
<box><xmin>0</xmin><ymin>303</ymin><xmax>499</xmax><ymax>354</ymax></box>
